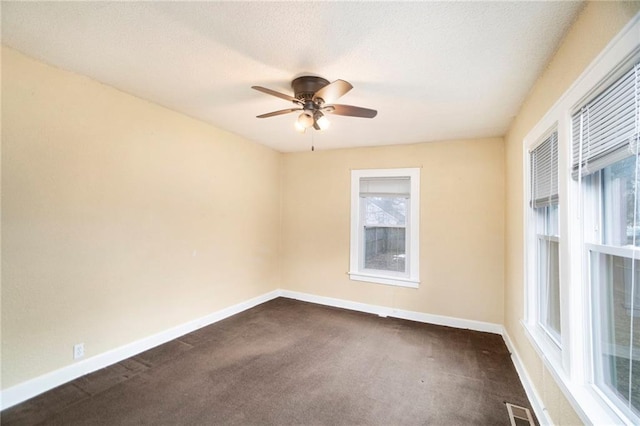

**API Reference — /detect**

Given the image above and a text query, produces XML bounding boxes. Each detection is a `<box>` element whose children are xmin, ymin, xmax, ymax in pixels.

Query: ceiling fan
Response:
<box><xmin>252</xmin><ymin>76</ymin><xmax>377</xmax><ymax>132</ymax></box>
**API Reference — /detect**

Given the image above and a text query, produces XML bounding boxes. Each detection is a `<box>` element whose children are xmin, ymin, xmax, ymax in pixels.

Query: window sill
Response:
<box><xmin>522</xmin><ymin>320</ymin><xmax>563</xmax><ymax>375</ymax></box>
<box><xmin>521</xmin><ymin>320</ymin><xmax>633</xmax><ymax>425</ymax></box>
<box><xmin>348</xmin><ymin>272</ymin><xmax>419</xmax><ymax>288</ymax></box>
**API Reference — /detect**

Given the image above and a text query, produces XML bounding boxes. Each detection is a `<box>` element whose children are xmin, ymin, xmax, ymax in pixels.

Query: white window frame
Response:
<box><xmin>527</xmin><ymin>129</ymin><xmax>563</xmax><ymax>356</ymax></box>
<box><xmin>349</xmin><ymin>168</ymin><xmax>420</xmax><ymax>288</ymax></box>
<box><xmin>585</xmin><ymin>163</ymin><xmax>640</xmax><ymax>423</ymax></box>
<box><xmin>525</xmin><ymin>128</ymin><xmax>565</xmax><ymax>372</ymax></box>
<box><xmin>521</xmin><ymin>13</ymin><xmax>640</xmax><ymax>426</ymax></box>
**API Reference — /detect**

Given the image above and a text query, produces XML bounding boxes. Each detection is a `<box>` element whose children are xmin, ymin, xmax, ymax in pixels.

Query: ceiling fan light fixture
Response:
<box><xmin>297</xmin><ymin>112</ymin><xmax>314</xmax><ymax>129</ymax></box>
<box><xmin>315</xmin><ymin>111</ymin><xmax>330</xmax><ymax>130</ymax></box>
<box><xmin>294</xmin><ymin>120</ymin><xmax>306</xmax><ymax>133</ymax></box>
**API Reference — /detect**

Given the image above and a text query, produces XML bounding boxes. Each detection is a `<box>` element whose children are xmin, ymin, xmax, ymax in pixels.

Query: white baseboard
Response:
<box><xmin>279</xmin><ymin>290</ymin><xmax>504</xmax><ymax>334</ymax></box>
<box><xmin>501</xmin><ymin>330</ymin><xmax>553</xmax><ymax>426</ymax></box>
<box><xmin>0</xmin><ymin>290</ymin><xmax>281</xmax><ymax>410</ymax></box>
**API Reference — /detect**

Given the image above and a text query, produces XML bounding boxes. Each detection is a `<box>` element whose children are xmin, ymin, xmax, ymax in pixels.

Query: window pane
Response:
<box><xmin>539</xmin><ymin>239</ymin><xmax>561</xmax><ymax>340</ymax></box>
<box><xmin>593</xmin><ymin>252</ymin><xmax>640</xmax><ymax>417</ymax></box>
<box><xmin>547</xmin><ymin>204</ymin><xmax>559</xmax><ymax>236</ymax></box>
<box><xmin>536</xmin><ymin>204</ymin><xmax>558</xmax><ymax>237</ymax></box>
<box><xmin>364</xmin><ymin>227</ymin><xmax>406</xmax><ymax>272</ymax></box>
<box><xmin>535</xmin><ymin>202</ymin><xmax>561</xmax><ymax>342</ymax></box>
<box><xmin>604</xmin><ymin>156</ymin><xmax>640</xmax><ymax>247</ymax></box>
<box><xmin>363</xmin><ymin>197</ymin><xmax>406</xmax><ymax>226</ymax></box>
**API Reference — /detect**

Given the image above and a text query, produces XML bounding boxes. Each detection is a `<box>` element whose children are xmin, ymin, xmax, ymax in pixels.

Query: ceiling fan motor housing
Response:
<box><xmin>292</xmin><ymin>76</ymin><xmax>329</xmax><ymax>102</ymax></box>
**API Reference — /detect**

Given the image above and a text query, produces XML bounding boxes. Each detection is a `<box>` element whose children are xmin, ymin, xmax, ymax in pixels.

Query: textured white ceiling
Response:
<box><xmin>1</xmin><ymin>1</ymin><xmax>584</xmax><ymax>152</ymax></box>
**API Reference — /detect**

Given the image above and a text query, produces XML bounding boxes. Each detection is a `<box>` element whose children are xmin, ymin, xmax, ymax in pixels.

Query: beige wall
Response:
<box><xmin>1</xmin><ymin>47</ymin><xmax>282</xmax><ymax>388</ymax></box>
<box><xmin>281</xmin><ymin>139</ymin><xmax>505</xmax><ymax>324</ymax></box>
<box><xmin>504</xmin><ymin>2</ymin><xmax>640</xmax><ymax>424</ymax></box>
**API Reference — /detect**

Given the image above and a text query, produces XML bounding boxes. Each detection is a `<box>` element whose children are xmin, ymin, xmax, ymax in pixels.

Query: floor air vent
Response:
<box><xmin>505</xmin><ymin>402</ymin><xmax>534</xmax><ymax>426</ymax></box>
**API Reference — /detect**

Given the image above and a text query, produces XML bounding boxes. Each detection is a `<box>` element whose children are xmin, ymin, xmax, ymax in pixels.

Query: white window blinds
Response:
<box><xmin>572</xmin><ymin>63</ymin><xmax>639</xmax><ymax>178</ymax></box>
<box><xmin>359</xmin><ymin>177</ymin><xmax>410</xmax><ymax>197</ymax></box>
<box><xmin>531</xmin><ymin>130</ymin><xmax>559</xmax><ymax>208</ymax></box>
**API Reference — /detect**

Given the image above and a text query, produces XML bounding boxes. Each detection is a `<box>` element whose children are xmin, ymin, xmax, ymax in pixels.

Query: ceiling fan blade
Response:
<box><xmin>256</xmin><ymin>108</ymin><xmax>301</xmax><ymax>118</ymax></box>
<box><xmin>328</xmin><ymin>104</ymin><xmax>377</xmax><ymax>118</ymax></box>
<box><xmin>313</xmin><ymin>79</ymin><xmax>353</xmax><ymax>104</ymax></box>
<box><xmin>252</xmin><ymin>86</ymin><xmax>300</xmax><ymax>104</ymax></box>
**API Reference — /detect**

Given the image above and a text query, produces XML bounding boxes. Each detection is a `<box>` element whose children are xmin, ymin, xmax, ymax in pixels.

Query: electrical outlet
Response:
<box><xmin>73</xmin><ymin>343</ymin><xmax>84</xmax><ymax>360</ymax></box>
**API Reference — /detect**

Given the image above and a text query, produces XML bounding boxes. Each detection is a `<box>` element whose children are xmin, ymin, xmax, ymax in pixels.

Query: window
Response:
<box><xmin>574</xmin><ymin>63</ymin><xmax>640</xmax><ymax>421</ymax></box>
<box><xmin>529</xmin><ymin>130</ymin><xmax>561</xmax><ymax>346</ymax></box>
<box><xmin>349</xmin><ymin>168</ymin><xmax>420</xmax><ymax>288</ymax></box>
<box><xmin>521</xmin><ymin>15</ymin><xmax>640</xmax><ymax>425</ymax></box>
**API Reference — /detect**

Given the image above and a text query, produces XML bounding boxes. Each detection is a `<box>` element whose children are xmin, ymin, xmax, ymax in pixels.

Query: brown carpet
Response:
<box><xmin>1</xmin><ymin>298</ymin><xmax>535</xmax><ymax>425</ymax></box>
